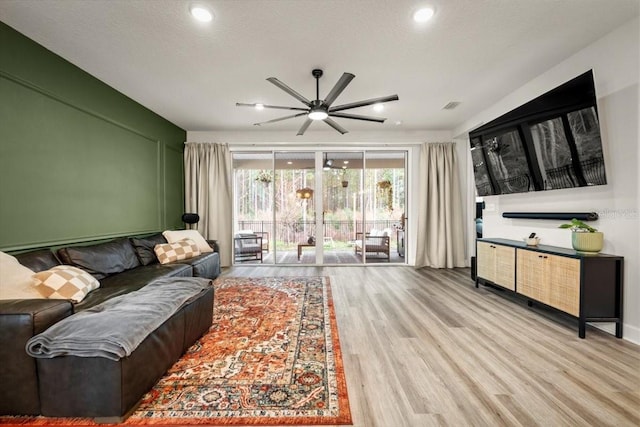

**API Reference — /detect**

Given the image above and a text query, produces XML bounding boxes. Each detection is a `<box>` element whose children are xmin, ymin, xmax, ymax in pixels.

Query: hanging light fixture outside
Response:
<box><xmin>296</xmin><ymin>188</ymin><xmax>314</xmax><ymax>199</ymax></box>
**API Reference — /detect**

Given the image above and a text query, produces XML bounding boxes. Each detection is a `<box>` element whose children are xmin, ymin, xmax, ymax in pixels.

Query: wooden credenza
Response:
<box><xmin>475</xmin><ymin>238</ymin><xmax>624</xmax><ymax>339</ymax></box>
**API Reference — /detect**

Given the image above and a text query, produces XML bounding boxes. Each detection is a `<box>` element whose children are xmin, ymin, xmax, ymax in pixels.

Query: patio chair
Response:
<box><xmin>354</xmin><ymin>229</ymin><xmax>390</xmax><ymax>261</ymax></box>
<box><xmin>238</xmin><ymin>229</ymin><xmax>269</xmax><ymax>252</ymax></box>
<box><xmin>234</xmin><ymin>232</ymin><xmax>263</xmax><ymax>263</ymax></box>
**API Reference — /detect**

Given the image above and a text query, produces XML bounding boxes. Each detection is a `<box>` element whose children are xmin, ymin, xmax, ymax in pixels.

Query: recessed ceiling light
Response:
<box><xmin>255</xmin><ymin>103</ymin><xmax>264</xmax><ymax>110</ymax></box>
<box><xmin>373</xmin><ymin>103</ymin><xmax>384</xmax><ymax>112</ymax></box>
<box><xmin>343</xmin><ymin>160</ymin><xmax>349</xmax><ymax>164</ymax></box>
<box><xmin>413</xmin><ymin>7</ymin><xmax>435</xmax><ymax>23</ymax></box>
<box><xmin>190</xmin><ymin>6</ymin><xmax>213</xmax><ymax>22</ymax></box>
<box><xmin>287</xmin><ymin>161</ymin><xmax>293</xmax><ymax>165</ymax></box>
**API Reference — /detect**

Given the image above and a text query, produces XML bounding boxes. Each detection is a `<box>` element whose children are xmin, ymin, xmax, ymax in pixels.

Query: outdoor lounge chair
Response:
<box><xmin>354</xmin><ymin>229</ymin><xmax>391</xmax><ymax>261</ymax></box>
<box><xmin>238</xmin><ymin>229</ymin><xmax>269</xmax><ymax>252</ymax></box>
<box><xmin>234</xmin><ymin>232</ymin><xmax>263</xmax><ymax>263</ymax></box>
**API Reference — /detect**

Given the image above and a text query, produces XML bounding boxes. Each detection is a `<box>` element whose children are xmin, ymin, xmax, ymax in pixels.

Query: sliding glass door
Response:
<box><xmin>321</xmin><ymin>152</ymin><xmax>364</xmax><ymax>264</ymax></box>
<box><xmin>361</xmin><ymin>151</ymin><xmax>406</xmax><ymax>264</ymax></box>
<box><xmin>232</xmin><ymin>150</ymin><xmax>406</xmax><ymax>265</ymax></box>
<box><xmin>274</xmin><ymin>152</ymin><xmax>316</xmax><ymax>264</ymax></box>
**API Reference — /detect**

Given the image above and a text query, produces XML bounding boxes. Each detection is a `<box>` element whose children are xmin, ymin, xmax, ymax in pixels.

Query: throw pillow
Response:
<box><xmin>0</xmin><ymin>251</ymin><xmax>42</xmax><ymax>300</ymax></box>
<box><xmin>33</xmin><ymin>265</ymin><xmax>100</xmax><ymax>303</ymax></box>
<box><xmin>130</xmin><ymin>233</ymin><xmax>167</xmax><ymax>265</ymax></box>
<box><xmin>163</xmin><ymin>230</ymin><xmax>213</xmax><ymax>253</ymax></box>
<box><xmin>154</xmin><ymin>239</ymin><xmax>201</xmax><ymax>264</ymax></box>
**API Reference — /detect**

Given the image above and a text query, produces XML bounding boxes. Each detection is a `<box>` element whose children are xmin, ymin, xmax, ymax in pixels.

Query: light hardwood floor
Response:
<box><xmin>222</xmin><ymin>265</ymin><xmax>640</xmax><ymax>427</ymax></box>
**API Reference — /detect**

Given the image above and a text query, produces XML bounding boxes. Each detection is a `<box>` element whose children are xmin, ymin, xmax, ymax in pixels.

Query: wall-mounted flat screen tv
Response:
<box><xmin>469</xmin><ymin>70</ymin><xmax>607</xmax><ymax>196</ymax></box>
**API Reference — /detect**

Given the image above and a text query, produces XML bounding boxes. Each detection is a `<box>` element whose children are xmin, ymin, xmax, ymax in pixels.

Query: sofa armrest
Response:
<box><xmin>0</xmin><ymin>299</ymin><xmax>74</xmax><ymax>415</ymax></box>
<box><xmin>0</xmin><ymin>299</ymin><xmax>73</xmax><ymax>332</ymax></box>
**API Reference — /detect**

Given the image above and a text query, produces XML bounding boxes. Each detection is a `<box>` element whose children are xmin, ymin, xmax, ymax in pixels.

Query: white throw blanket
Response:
<box><xmin>26</xmin><ymin>277</ymin><xmax>212</xmax><ymax>361</ymax></box>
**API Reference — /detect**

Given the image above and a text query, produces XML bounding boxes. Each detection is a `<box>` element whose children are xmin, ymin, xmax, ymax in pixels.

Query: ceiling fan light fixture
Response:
<box><xmin>255</xmin><ymin>103</ymin><xmax>264</xmax><ymax>110</ymax></box>
<box><xmin>413</xmin><ymin>7</ymin><xmax>435</xmax><ymax>23</ymax></box>
<box><xmin>190</xmin><ymin>5</ymin><xmax>213</xmax><ymax>22</ymax></box>
<box><xmin>308</xmin><ymin>110</ymin><xmax>328</xmax><ymax>121</ymax></box>
<box><xmin>237</xmin><ymin>68</ymin><xmax>398</xmax><ymax>135</ymax></box>
<box><xmin>373</xmin><ymin>103</ymin><xmax>384</xmax><ymax>112</ymax></box>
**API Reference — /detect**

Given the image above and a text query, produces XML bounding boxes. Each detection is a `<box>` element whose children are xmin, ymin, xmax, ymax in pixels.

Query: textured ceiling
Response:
<box><xmin>1</xmin><ymin>0</ymin><xmax>638</xmax><ymax>134</ymax></box>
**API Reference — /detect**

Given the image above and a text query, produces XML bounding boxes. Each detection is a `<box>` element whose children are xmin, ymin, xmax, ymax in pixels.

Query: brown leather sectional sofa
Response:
<box><xmin>0</xmin><ymin>233</ymin><xmax>220</xmax><ymax>420</ymax></box>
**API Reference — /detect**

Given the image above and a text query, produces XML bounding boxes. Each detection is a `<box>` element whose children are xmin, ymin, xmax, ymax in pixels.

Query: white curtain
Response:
<box><xmin>184</xmin><ymin>143</ymin><xmax>233</xmax><ymax>267</ymax></box>
<box><xmin>415</xmin><ymin>142</ymin><xmax>466</xmax><ymax>268</ymax></box>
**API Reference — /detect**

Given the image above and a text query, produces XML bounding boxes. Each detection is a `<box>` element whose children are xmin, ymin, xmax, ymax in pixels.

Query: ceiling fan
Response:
<box><xmin>236</xmin><ymin>69</ymin><xmax>399</xmax><ymax>135</ymax></box>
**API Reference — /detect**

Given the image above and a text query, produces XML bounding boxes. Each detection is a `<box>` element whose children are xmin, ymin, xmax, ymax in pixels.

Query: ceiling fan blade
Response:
<box><xmin>323</xmin><ymin>72</ymin><xmax>355</xmax><ymax>107</ymax></box>
<box><xmin>297</xmin><ymin>119</ymin><xmax>313</xmax><ymax>136</ymax></box>
<box><xmin>329</xmin><ymin>94</ymin><xmax>399</xmax><ymax>113</ymax></box>
<box><xmin>254</xmin><ymin>112</ymin><xmax>307</xmax><ymax>126</ymax></box>
<box><xmin>266</xmin><ymin>77</ymin><xmax>311</xmax><ymax>106</ymax></box>
<box><xmin>236</xmin><ymin>102</ymin><xmax>308</xmax><ymax>111</ymax></box>
<box><xmin>329</xmin><ymin>112</ymin><xmax>386</xmax><ymax>123</ymax></box>
<box><xmin>323</xmin><ymin>118</ymin><xmax>348</xmax><ymax>135</ymax></box>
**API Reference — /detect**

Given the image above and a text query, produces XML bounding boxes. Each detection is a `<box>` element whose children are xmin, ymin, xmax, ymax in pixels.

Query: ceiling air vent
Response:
<box><xmin>442</xmin><ymin>101</ymin><xmax>461</xmax><ymax>110</ymax></box>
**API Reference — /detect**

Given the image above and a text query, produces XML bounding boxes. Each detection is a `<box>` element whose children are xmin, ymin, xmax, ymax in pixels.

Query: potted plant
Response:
<box><xmin>376</xmin><ymin>180</ymin><xmax>393</xmax><ymax>211</ymax></box>
<box><xmin>559</xmin><ymin>218</ymin><xmax>603</xmax><ymax>253</ymax></box>
<box><xmin>255</xmin><ymin>170</ymin><xmax>272</xmax><ymax>185</ymax></box>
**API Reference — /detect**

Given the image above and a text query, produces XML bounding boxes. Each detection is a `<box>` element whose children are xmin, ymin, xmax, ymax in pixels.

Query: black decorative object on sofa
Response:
<box><xmin>502</xmin><ymin>212</ymin><xmax>599</xmax><ymax>221</ymax></box>
<box><xmin>182</xmin><ymin>213</ymin><xmax>200</xmax><ymax>224</ymax></box>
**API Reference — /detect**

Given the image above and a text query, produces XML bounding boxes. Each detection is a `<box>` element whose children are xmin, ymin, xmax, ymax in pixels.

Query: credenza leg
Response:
<box><xmin>579</xmin><ymin>320</ymin><xmax>586</xmax><ymax>339</ymax></box>
<box><xmin>616</xmin><ymin>321</ymin><xmax>623</xmax><ymax>338</ymax></box>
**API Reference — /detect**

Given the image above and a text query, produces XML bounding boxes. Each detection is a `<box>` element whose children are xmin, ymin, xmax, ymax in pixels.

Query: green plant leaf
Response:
<box><xmin>558</xmin><ymin>218</ymin><xmax>598</xmax><ymax>232</ymax></box>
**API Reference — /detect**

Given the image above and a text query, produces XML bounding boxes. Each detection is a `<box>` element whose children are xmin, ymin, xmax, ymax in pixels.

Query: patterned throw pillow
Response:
<box><xmin>33</xmin><ymin>265</ymin><xmax>100</xmax><ymax>303</ymax></box>
<box><xmin>162</xmin><ymin>230</ymin><xmax>213</xmax><ymax>253</ymax></box>
<box><xmin>154</xmin><ymin>238</ymin><xmax>201</xmax><ymax>265</ymax></box>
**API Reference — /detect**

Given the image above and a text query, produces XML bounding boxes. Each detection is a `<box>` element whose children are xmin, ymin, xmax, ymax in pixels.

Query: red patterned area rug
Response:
<box><xmin>3</xmin><ymin>276</ymin><xmax>351</xmax><ymax>426</ymax></box>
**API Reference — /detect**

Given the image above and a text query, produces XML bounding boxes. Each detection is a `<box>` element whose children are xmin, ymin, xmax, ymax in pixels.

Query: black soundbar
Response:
<box><xmin>502</xmin><ymin>212</ymin><xmax>599</xmax><ymax>221</ymax></box>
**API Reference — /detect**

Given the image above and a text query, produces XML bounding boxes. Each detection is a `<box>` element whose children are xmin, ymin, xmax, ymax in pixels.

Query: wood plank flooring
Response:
<box><xmin>221</xmin><ymin>265</ymin><xmax>640</xmax><ymax>427</ymax></box>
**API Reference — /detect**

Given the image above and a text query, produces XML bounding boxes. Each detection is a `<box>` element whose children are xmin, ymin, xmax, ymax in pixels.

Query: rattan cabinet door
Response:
<box><xmin>547</xmin><ymin>255</ymin><xmax>581</xmax><ymax>316</ymax></box>
<box><xmin>476</xmin><ymin>241</ymin><xmax>496</xmax><ymax>282</ymax></box>
<box><xmin>494</xmin><ymin>245</ymin><xmax>515</xmax><ymax>290</ymax></box>
<box><xmin>477</xmin><ymin>242</ymin><xmax>515</xmax><ymax>290</ymax></box>
<box><xmin>516</xmin><ymin>249</ymin><xmax>550</xmax><ymax>304</ymax></box>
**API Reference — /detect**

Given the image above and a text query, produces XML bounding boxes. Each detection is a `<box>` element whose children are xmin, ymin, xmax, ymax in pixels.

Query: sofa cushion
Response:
<box><xmin>154</xmin><ymin>239</ymin><xmax>200</xmax><ymax>264</ymax></box>
<box><xmin>75</xmin><ymin>263</ymin><xmax>192</xmax><ymax>311</ymax></box>
<box><xmin>174</xmin><ymin>252</ymin><xmax>220</xmax><ymax>279</ymax></box>
<box><xmin>15</xmin><ymin>249</ymin><xmax>61</xmax><ymax>273</ymax></box>
<box><xmin>130</xmin><ymin>234</ymin><xmax>167</xmax><ymax>266</ymax></box>
<box><xmin>33</xmin><ymin>266</ymin><xmax>100</xmax><ymax>303</ymax></box>
<box><xmin>57</xmin><ymin>238</ymin><xmax>141</xmax><ymax>280</ymax></box>
<box><xmin>163</xmin><ymin>230</ymin><xmax>213</xmax><ymax>254</ymax></box>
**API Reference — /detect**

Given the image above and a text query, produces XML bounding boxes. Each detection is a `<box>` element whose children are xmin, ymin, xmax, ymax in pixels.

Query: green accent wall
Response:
<box><xmin>0</xmin><ymin>22</ymin><xmax>186</xmax><ymax>251</ymax></box>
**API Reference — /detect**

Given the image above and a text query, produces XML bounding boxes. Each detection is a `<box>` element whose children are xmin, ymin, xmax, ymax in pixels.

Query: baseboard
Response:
<box><xmin>591</xmin><ymin>322</ymin><xmax>640</xmax><ymax>344</ymax></box>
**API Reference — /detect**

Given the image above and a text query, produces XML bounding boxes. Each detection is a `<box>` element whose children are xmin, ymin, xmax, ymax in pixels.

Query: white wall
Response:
<box><xmin>454</xmin><ymin>18</ymin><xmax>640</xmax><ymax>343</ymax></box>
